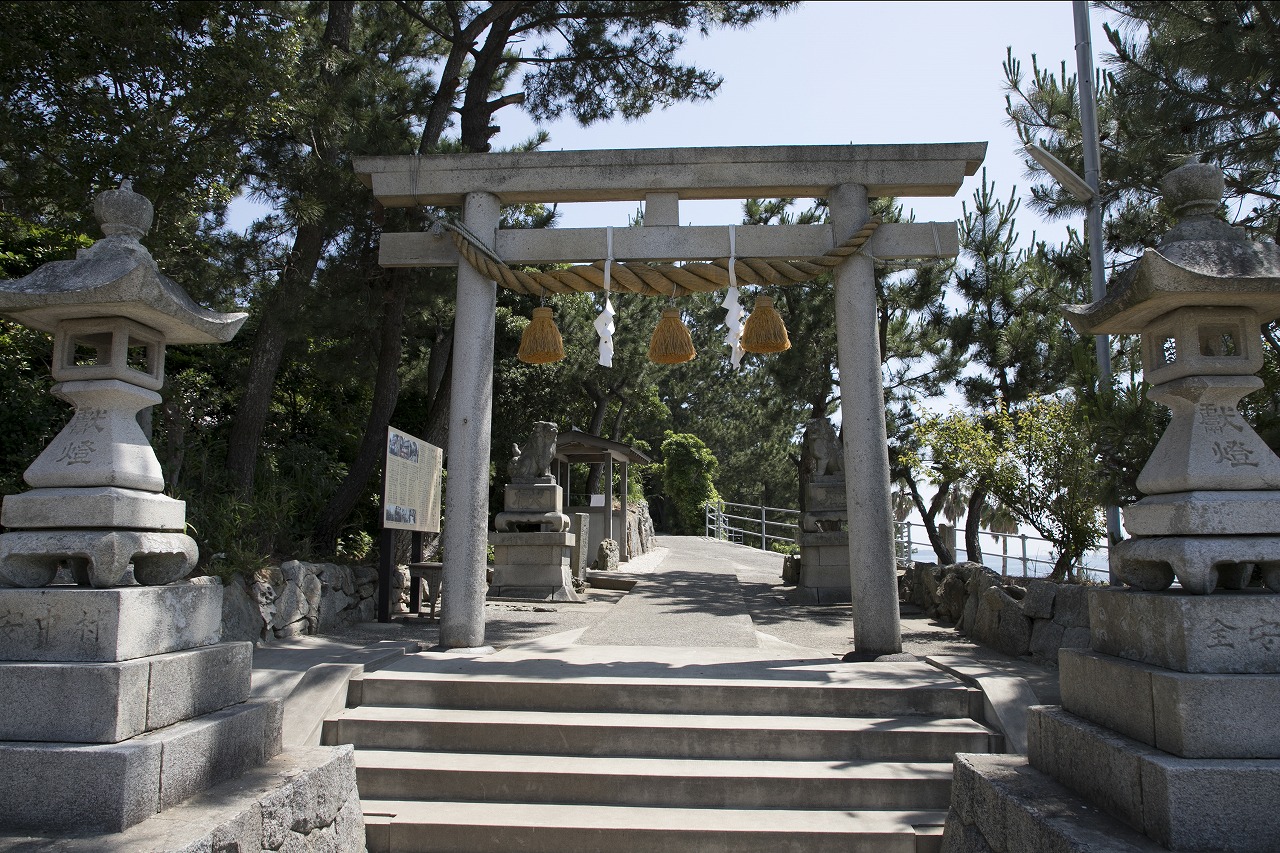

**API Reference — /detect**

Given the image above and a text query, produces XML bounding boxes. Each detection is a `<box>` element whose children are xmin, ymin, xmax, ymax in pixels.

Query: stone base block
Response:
<box><xmin>0</xmin><ymin>641</ymin><xmax>251</xmax><ymax>743</ymax></box>
<box><xmin>491</xmin><ymin>541</ymin><xmax>575</xmax><ymax>566</ymax></box>
<box><xmin>0</xmin><ymin>528</ymin><xmax>197</xmax><ymax>589</ymax></box>
<box><xmin>800</xmin><ymin>509</ymin><xmax>847</xmax><ymax>532</ymax></box>
<box><xmin>796</xmin><ymin>534</ymin><xmax>851</xmax><ymax>603</ymax></box>
<box><xmin>1114</xmin><ymin>533</ymin><xmax>1280</xmax><ymax>594</ymax></box>
<box><xmin>489</xmin><ymin>531</ymin><xmax>579</xmax><ymax>600</ymax></box>
<box><xmin>0</xmin><ymin>487</ymin><xmax>186</xmax><ymax>531</ymax></box>
<box><xmin>0</xmin><ymin>745</ymin><xmax>362</xmax><ymax>853</ymax></box>
<box><xmin>488</xmin><ymin>530</ymin><xmax>575</xmax><ymax>549</ymax></box>
<box><xmin>1123</xmin><ymin>490</ymin><xmax>1280</xmax><ymax>536</ymax></box>
<box><xmin>943</xmin><ymin>753</ymin><xmax>1167</xmax><ymax>853</ymax></box>
<box><xmin>1089</xmin><ymin>587</ymin><xmax>1280</xmax><ymax>673</ymax></box>
<box><xmin>489</xmin><ymin>563</ymin><xmax>581</xmax><ymax>601</ymax></box>
<box><xmin>1028</xmin><ymin>705</ymin><xmax>1280</xmax><ymax>851</ymax></box>
<box><xmin>1061</xmin><ymin>647</ymin><xmax>1280</xmax><ymax>758</ymax></box>
<box><xmin>503</xmin><ymin>482</ymin><xmax>562</xmax><ymax>513</ymax></box>
<box><xmin>0</xmin><ymin>580</ymin><xmax>223</xmax><ymax>662</ymax></box>
<box><xmin>0</xmin><ymin>697</ymin><xmax>282</xmax><ymax>833</ymax></box>
<box><xmin>795</xmin><ymin>563</ymin><xmax>851</xmax><ymax>604</ymax></box>
<box><xmin>806</xmin><ymin>477</ymin><xmax>846</xmax><ymax>511</ymax></box>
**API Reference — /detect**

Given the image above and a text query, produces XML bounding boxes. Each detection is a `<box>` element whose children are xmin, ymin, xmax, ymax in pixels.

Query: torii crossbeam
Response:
<box><xmin>355</xmin><ymin>142</ymin><xmax>985</xmax><ymax>654</ymax></box>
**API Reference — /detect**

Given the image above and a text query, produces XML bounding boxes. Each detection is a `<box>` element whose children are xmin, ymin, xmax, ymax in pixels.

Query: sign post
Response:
<box><xmin>378</xmin><ymin>426</ymin><xmax>443</xmax><ymax>622</ymax></box>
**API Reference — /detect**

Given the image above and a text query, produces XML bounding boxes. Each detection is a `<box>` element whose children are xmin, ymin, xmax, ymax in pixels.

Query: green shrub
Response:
<box><xmin>660</xmin><ymin>432</ymin><xmax>720</xmax><ymax>534</ymax></box>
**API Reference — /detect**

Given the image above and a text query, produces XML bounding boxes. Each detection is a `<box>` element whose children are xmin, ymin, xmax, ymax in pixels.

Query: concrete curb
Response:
<box><xmin>925</xmin><ymin>654</ymin><xmax>1039</xmax><ymax>754</ymax></box>
<box><xmin>281</xmin><ymin>640</ymin><xmax>419</xmax><ymax>747</ymax></box>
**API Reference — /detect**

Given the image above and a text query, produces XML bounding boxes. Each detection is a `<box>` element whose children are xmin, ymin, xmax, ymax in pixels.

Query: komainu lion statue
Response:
<box><xmin>803</xmin><ymin>417</ymin><xmax>843</xmax><ymax>478</ymax></box>
<box><xmin>508</xmin><ymin>421</ymin><xmax>558</xmax><ymax>482</ymax></box>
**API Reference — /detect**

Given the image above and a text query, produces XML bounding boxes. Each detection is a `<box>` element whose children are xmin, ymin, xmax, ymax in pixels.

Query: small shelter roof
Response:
<box><xmin>555</xmin><ymin>430</ymin><xmax>651</xmax><ymax>465</ymax></box>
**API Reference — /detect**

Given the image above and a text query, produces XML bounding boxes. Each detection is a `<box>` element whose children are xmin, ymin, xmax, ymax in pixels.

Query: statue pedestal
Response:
<box><xmin>796</xmin><ymin>477</ymin><xmax>850</xmax><ymax>604</ymax></box>
<box><xmin>488</xmin><ymin>530</ymin><xmax>579</xmax><ymax>601</ymax></box>
<box><xmin>489</xmin><ymin>479</ymin><xmax>577</xmax><ymax>600</ymax></box>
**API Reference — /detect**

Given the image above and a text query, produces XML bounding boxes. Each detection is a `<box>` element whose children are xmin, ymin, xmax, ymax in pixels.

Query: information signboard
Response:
<box><xmin>383</xmin><ymin>426</ymin><xmax>443</xmax><ymax>532</ymax></box>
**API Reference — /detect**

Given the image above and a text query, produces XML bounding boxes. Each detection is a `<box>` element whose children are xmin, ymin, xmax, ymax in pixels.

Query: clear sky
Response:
<box><xmin>490</xmin><ymin>0</ymin><xmax>1115</xmax><ymax>245</ymax></box>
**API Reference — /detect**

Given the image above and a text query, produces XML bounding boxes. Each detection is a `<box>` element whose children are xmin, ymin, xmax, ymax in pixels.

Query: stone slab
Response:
<box><xmin>146</xmin><ymin>641</ymin><xmax>253</xmax><ymax>731</ymax></box>
<box><xmin>380</xmin><ymin>219</ymin><xmax>960</xmax><ymax>266</ymax></box>
<box><xmin>488</xmin><ymin>530</ymin><xmax>575</xmax><ymax>547</ymax></box>
<box><xmin>0</xmin><ymin>697</ymin><xmax>280</xmax><ymax>833</ymax></box>
<box><xmin>0</xmin><ymin>656</ymin><xmax>151</xmax><ymax>743</ymax></box>
<box><xmin>799</xmin><ymin>541</ymin><xmax>850</xmax><ymax>568</ymax></box>
<box><xmin>1027</xmin><ymin>706</ymin><xmax>1154</xmax><ymax>833</ymax></box>
<box><xmin>21</xmin><ymin>379</ymin><xmax>166</xmax><ymax>493</ymax></box>
<box><xmin>806</xmin><ymin>480</ymin><xmax>847</xmax><ymax>512</ymax></box>
<box><xmin>503</xmin><ymin>482</ymin><xmax>562</xmax><ymax>512</ymax></box>
<box><xmin>797</xmin><ymin>531</ymin><xmax>847</xmax><ymax>548</ymax></box>
<box><xmin>0</xmin><ymin>734</ymin><xmax>164</xmax><ymax>832</ymax></box>
<box><xmin>1140</xmin><ymin>751</ymin><xmax>1280</xmax><ymax>851</ymax></box>
<box><xmin>491</xmin><ymin>543</ymin><xmax>573</xmax><ymax>566</ymax></box>
<box><xmin>0</xmin><ymin>746</ymin><xmax>361</xmax><ymax>853</ymax></box>
<box><xmin>355</xmin><ymin>142</ymin><xmax>988</xmax><ymax>206</ymax></box>
<box><xmin>1089</xmin><ymin>587</ymin><xmax>1280</xmax><ymax>673</ymax></box>
<box><xmin>1136</xmin><ymin>375</ymin><xmax>1280</xmax><ymax>495</ymax></box>
<box><xmin>1028</xmin><ymin>705</ymin><xmax>1280</xmax><ymax>851</ymax></box>
<box><xmin>1061</xmin><ymin>647</ymin><xmax>1280</xmax><ymax>758</ymax></box>
<box><xmin>0</xmin><ymin>486</ymin><xmax>186</xmax><ymax>531</ymax></box>
<box><xmin>489</xmin><ymin>551</ymin><xmax>581</xmax><ymax>602</ymax></box>
<box><xmin>0</xmin><ymin>580</ymin><xmax>222</xmax><ymax>662</ymax></box>
<box><xmin>153</xmin><ymin>698</ymin><xmax>282</xmax><ymax>809</ymax></box>
<box><xmin>945</xmin><ymin>753</ymin><xmax>1170</xmax><ymax>853</ymax></box>
<box><xmin>1122</xmin><ymin>490</ymin><xmax>1280</xmax><ymax>536</ymax></box>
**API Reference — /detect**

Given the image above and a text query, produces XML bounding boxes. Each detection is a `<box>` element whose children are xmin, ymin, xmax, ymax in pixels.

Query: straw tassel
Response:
<box><xmin>648</xmin><ymin>307</ymin><xmax>696</xmax><ymax>364</ymax></box>
<box><xmin>517</xmin><ymin>305</ymin><xmax>565</xmax><ymax>364</ymax></box>
<box><xmin>740</xmin><ymin>295</ymin><xmax>791</xmax><ymax>354</ymax></box>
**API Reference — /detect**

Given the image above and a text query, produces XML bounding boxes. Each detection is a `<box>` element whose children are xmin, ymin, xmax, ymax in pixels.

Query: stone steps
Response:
<box><xmin>361</xmin><ymin>800</ymin><xmax>949</xmax><ymax>853</ymax></box>
<box><xmin>325</xmin><ymin>652</ymin><xmax>997</xmax><ymax>853</ymax></box>
<box><xmin>326</xmin><ymin>705</ymin><xmax>991</xmax><ymax>761</ymax></box>
<box><xmin>354</xmin><ymin>750</ymin><xmax>956</xmax><ymax>810</ymax></box>
<box><xmin>356</xmin><ymin>670</ymin><xmax>978</xmax><ymax>718</ymax></box>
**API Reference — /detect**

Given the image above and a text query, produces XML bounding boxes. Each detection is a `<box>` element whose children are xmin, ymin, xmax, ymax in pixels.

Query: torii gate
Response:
<box><xmin>354</xmin><ymin>143</ymin><xmax>985</xmax><ymax>655</ymax></box>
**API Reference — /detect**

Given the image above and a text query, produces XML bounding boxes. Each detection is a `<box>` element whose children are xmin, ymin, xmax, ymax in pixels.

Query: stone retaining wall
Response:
<box><xmin>220</xmin><ymin>560</ymin><xmax>407</xmax><ymax>643</ymax></box>
<box><xmin>900</xmin><ymin>561</ymin><xmax>1092</xmax><ymax>664</ymax></box>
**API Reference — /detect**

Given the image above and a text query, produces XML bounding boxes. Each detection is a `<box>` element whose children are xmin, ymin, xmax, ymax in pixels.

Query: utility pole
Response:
<box><xmin>1074</xmin><ymin>0</ymin><xmax>1125</xmax><ymax>563</ymax></box>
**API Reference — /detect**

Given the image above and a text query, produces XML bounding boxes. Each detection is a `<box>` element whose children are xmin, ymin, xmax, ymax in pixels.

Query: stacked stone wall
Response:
<box><xmin>900</xmin><ymin>561</ymin><xmax>1092</xmax><ymax>664</ymax></box>
<box><xmin>220</xmin><ymin>560</ymin><xmax>406</xmax><ymax>643</ymax></box>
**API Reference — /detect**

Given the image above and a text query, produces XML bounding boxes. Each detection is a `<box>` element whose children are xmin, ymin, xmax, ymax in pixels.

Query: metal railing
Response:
<box><xmin>705</xmin><ymin>500</ymin><xmax>800</xmax><ymax>552</ymax></box>
<box><xmin>894</xmin><ymin>520</ymin><xmax>1109</xmax><ymax>582</ymax></box>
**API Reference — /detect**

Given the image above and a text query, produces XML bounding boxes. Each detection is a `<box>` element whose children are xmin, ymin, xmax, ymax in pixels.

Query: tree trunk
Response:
<box><xmin>223</xmin><ymin>2</ymin><xmax>351</xmax><ymax>496</ymax></box>
<box><xmin>1048</xmin><ymin>552</ymin><xmax>1074</xmax><ymax>582</ymax></box>
<box><xmin>964</xmin><ymin>483</ymin><xmax>987</xmax><ymax>566</ymax></box>
<box><xmin>907</xmin><ymin>478</ymin><xmax>955</xmax><ymax>565</ymax></box>
<box><xmin>312</xmin><ymin>270</ymin><xmax>410</xmax><ymax>553</ymax></box>
<box><xmin>224</xmin><ymin>221</ymin><xmax>327</xmax><ymax>494</ymax></box>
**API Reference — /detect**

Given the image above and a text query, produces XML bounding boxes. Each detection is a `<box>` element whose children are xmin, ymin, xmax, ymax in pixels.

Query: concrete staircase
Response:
<box><xmin>323</xmin><ymin>649</ymin><xmax>1000</xmax><ymax>853</ymax></box>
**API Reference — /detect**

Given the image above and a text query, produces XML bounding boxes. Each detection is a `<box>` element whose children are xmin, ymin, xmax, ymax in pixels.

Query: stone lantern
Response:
<box><xmin>1062</xmin><ymin>158</ymin><xmax>1280</xmax><ymax>594</ymax></box>
<box><xmin>0</xmin><ymin>182</ymin><xmax>246</xmax><ymax>588</ymax></box>
<box><xmin>945</xmin><ymin>161</ymin><xmax>1280</xmax><ymax>853</ymax></box>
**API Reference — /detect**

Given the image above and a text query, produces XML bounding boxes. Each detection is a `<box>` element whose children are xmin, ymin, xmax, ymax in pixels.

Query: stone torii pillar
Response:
<box><xmin>831</xmin><ymin>183</ymin><xmax>901</xmax><ymax>655</ymax></box>
<box><xmin>354</xmin><ymin>143</ymin><xmax>985</xmax><ymax>651</ymax></box>
<box><xmin>440</xmin><ymin>191</ymin><xmax>500</xmax><ymax>649</ymax></box>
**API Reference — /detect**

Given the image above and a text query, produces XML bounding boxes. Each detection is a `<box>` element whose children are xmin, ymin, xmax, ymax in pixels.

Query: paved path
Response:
<box><xmin>578</xmin><ymin>537</ymin><xmax>760</xmax><ymax>647</ymax></box>
<box><xmin>254</xmin><ymin>536</ymin><xmax>1060</xmax><ymax>702</ymax></box>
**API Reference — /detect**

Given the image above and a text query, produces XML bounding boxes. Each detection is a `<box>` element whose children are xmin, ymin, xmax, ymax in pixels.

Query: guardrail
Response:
<box><xmin>702</xmin><ymin>506</ymin><xmax>1107</xmax><ymax>582</ymax></box>
<box><xmin>894</xmin><ymin>520</ymin><xmax>1109</xmax><ymax>582</ymax></box>
<box><xmin>704</xmin><ymin>500</ymin><xmax>800</xmax><ymax>552</ymax></box>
